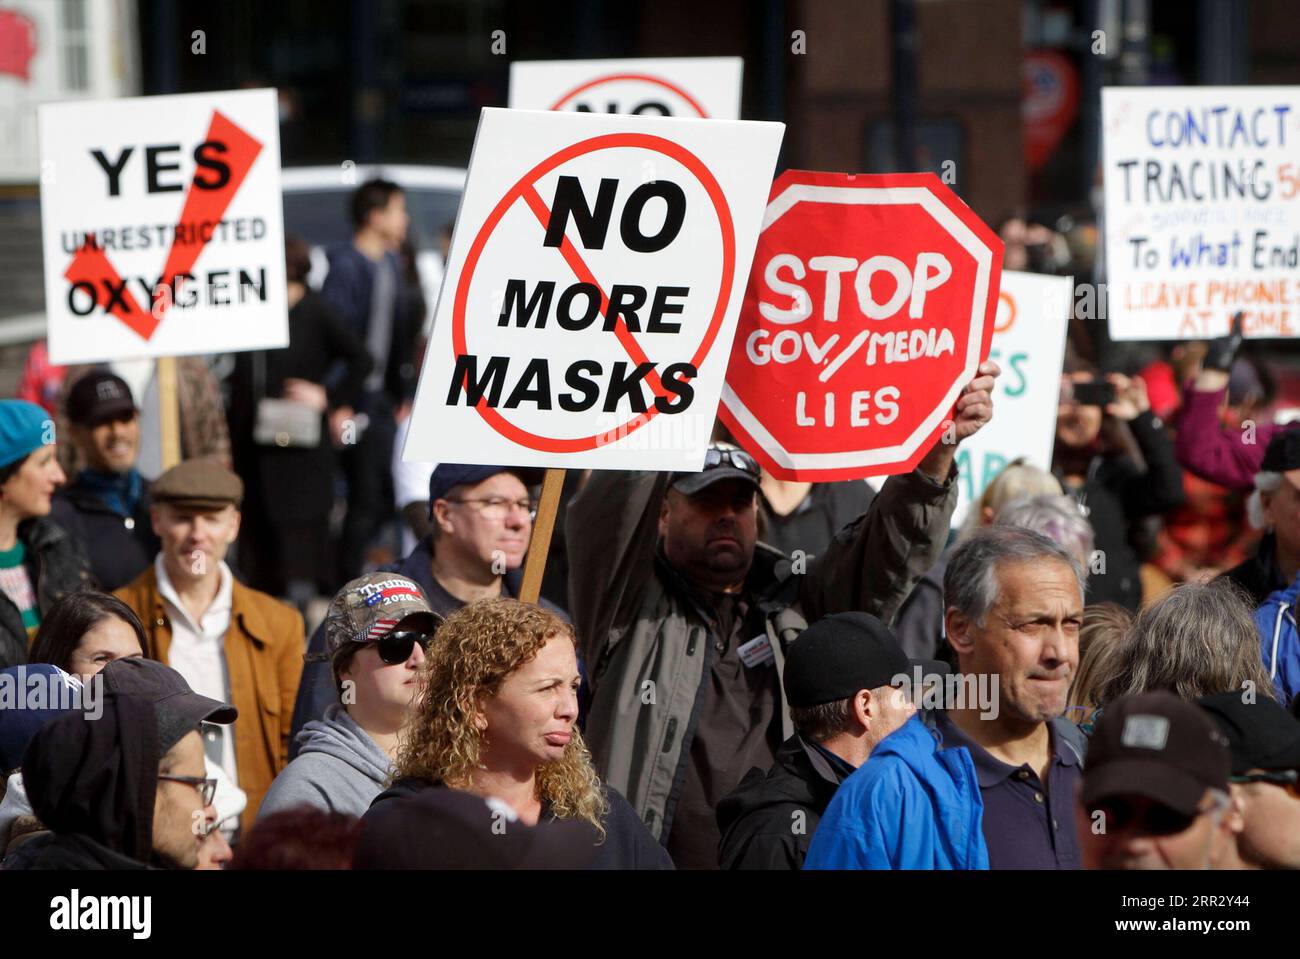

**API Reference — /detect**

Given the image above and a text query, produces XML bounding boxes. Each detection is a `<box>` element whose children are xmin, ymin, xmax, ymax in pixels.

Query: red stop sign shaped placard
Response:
<box><xmin>720</xmin><ymin>171</ymin><xmax>1003</xmax><ymax>481</ymax></box>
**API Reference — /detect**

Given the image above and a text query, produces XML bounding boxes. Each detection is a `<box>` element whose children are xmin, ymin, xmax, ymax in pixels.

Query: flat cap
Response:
<box><xmin>152</xmin><ymin>457</ymin><xmax>244</xmax><ymax>510</ymax></box>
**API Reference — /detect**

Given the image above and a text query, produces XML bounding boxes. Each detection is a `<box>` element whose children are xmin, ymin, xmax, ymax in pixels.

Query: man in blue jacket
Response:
<box><xmin>321</xmin><ymin>178</ymin><xmax>421</xmax><ymax>583</ymax></box>
<box><xmin>802</xmin><ymin>623</ymin><xmax>987</xmax><ymax>871</ymax></box>
<box><xmin>804</xmin><ymin>706</ymin><xmax>988</xmax><ymax>869</ymax></box>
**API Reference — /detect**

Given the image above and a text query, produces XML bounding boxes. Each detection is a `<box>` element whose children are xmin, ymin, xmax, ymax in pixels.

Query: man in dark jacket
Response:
<box><xmin>6</xmin><ymin>682</ymin><xmax>236</xmax><ymax>870</ymax></box>
<box><xmin>717</xmin><ymin>612</ymin><xmax>938</xmax><ymax>869</ymax></box>
<box><xmin>51</xmin><ymin>372</ymin><xmax>159</xmax><ymax>591</ymax></box>
<box><xmin>568</xmin><ymin>363</ymin><xmax>998</xmax><ymax>868</ymax></box>
<box><xmin>1219</xmin><ymin>431</ymin><xmax>1300</xmax><ymax>606</ymax></box>
<box><xmin>321</xmin><ymin>178</ymin><xmax>423</xmax><ymax>583</ymax></box>
<box><xmin>290</xmin><ymin>464</ymin><xmax>568</xmax><ymax>747</ymax></box>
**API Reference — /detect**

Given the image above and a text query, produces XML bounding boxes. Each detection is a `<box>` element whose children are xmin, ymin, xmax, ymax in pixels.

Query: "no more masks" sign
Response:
<box><xmin>403</xmin><ymin>108</ymin><xmax>783</xmax><ymax>470</ymax></box>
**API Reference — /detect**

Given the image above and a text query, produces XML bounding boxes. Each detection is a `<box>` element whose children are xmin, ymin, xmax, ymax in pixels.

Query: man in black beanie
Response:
<box><xmin>716</xmin><ymin>611</ymin><xmax>942</xmax><ymax>870</ymax></box>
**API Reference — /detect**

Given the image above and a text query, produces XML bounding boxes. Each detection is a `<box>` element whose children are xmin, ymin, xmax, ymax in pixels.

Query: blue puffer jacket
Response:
<box><xmin>1254</xmin><ymin>571</ymin><xmax>1300</xmax><ymax>706</ymax></box>
<box><xmin>803</xmin><ymin>715</ymin><xmax>989</xmax><ymax>870</ymax></box>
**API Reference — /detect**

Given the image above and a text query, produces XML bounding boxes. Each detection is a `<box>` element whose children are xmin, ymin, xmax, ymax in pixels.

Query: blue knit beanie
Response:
<box><xmin>0</xmin><ymin>400</ymin><xmax>53</xmax><ymax>470</ymax></box>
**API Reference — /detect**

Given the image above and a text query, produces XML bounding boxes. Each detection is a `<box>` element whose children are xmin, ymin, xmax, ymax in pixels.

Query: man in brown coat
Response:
<box><xmin>115</xmin><ymin>458</ymin><xmax>303</xmax><ymax>835</ymax></box>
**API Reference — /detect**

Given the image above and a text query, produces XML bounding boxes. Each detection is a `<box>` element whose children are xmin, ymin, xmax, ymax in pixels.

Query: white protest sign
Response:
<box><xmin>38</xmin><ymin>88</ymin><xmax>287</xmax><ymax>363</ymax></box>
<box><xmin>508</xmin><ymin>57</ymin><xmax>743</xmax><ymax>120</ymax></box>
<box><xmin>949</xmin><ymin>270</ymin><xmax>1072</xmax><ymax>527</ymax></box>
<box><xmin>1102</xmin><ymin>86</ymin><xmax>1300</xmax><ymax>341</ymax></box>
<box><xmin>403</xmin><ymin>107</ymin><xmax>784</xmax><ymax>470</ymax></box>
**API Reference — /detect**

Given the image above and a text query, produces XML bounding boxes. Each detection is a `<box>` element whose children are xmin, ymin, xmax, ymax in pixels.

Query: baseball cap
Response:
<box><xmin>99</xmin><ymin>657</ymin><xmax>236</xmax><ymax>754</ymax></box>
<box><xmin>1260</xmin><ymin>428</ymin><xmax>1300</xmax><ymax>480</ymax></box>
<box><xmin>151</xmin><ymin>458</ymin><xmax>244</xmax><ymax>511</ymax></box>
<box><xmin>1082</xmin><ymin>691</ymin><xmax>1230</xmax><ymax>817</ymax></box>
<box><xmin>323</xmin><ymin>572</ymin><xmax>439</xmax><ymax>656</ymax></box>
<box><xmin>1197</xmin><ymin>692</ymin><xmax>1300</xmax><ymax>776</ymax></box>
<box><xmin>354</xmin><ymin>788</ymin><xmax>599</xmax><ymax>869</ymax></box>
<box><xmin>66</xmin><ymin>371</ymin><xmax>138</xmax><ymax>427</ymax></box>
<box><xmin>783</xmin><ymin>611</ymin><xmax>948</xmax><ymax>708</ymax></box>
<box><xmin>427</xmin><ymin>464</ymin><xmax>545</xmax><ymax>510</ymax></box>
<box><xmin>0</xmin><ymin>665</ymin><xmax>83</xmax><ymax>772</ymax></box>
<box><xmin>668</xmin><ymin>443</ymin><xmax>761</xmax><ymax>497</ymax></box>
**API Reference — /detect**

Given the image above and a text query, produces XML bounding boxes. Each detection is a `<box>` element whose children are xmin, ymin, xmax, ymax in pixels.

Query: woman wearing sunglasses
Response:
<box><xmin>260</xmin><ymin>573</ymin><xmax>439</xmax><ymax>819</ymax></box>
<box><xmin>372</xmin><ymin>597</ymin><xmax>672</xmax><ymax>869</ymax></box>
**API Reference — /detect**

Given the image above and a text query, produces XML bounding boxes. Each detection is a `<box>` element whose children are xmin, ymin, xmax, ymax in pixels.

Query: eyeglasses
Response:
<box><xmin>702</xmin><ymin>446</ymin><xmax>760</xmax><ymax>477</ymax></box>
<box><xmin>158</xmin><ymin>774</ymin><xmax>217</xmax><ymax>807</ymax></box>
<box><xmin>444</xmin><ymin>496</ymin><xmax>537</xmax><ymax>521</ymax></box>
<box><xmin>377</xmin><ymin>628</ymin><xmax>436</xmax><ymax>666</ymax></box>
<box><xmin>1230</xmin><ymin>769</ymin><xmax>1300</xmax><ymax>799</ymax></box>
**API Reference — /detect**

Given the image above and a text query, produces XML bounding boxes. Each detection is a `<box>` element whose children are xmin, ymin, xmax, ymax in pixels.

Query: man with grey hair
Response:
<box><xmin>1222</xmin><ymin>430</ymin><xmax>1300</xmax><ymax>606</ymax></box>
<box><xmin>937</xmin><ymin>525</ymin><xmax>1086</xmax><ymax>868</ymax></box>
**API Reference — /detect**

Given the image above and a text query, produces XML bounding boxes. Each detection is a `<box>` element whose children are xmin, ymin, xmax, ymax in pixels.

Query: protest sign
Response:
<box><xmin>1102</xmin><ymin>86</ymin><xmax>1300</xmax><ymax>340</ymax></box>
<box><xmin>720</xmin><ymin>170</ymin><xmax>1003</xmax><ymax>481</ymax></box>
<box><xmin>508</xmin><ymin>57</ymin><xmax>743</xmax><ymax>119</ymax></box>
<box><xmin>38</xmin><ymin>88</ymin><xmax>287</xmax><ymax>364</ymax></box>
<box><xmin>402</xmin><ymin>107</ymin><xmax>784</xmax><ymax>472</ymax></box>
<box><xmin>949</xmin><ymin>270</ymin><xmax>1072</xmax><ymax>528</ymax></box>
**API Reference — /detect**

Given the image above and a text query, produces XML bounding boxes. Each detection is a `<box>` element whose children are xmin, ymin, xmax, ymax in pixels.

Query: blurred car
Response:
<box><xmin>280</xmin><ymin>163</ymin><xmax>466</xmax><ymax>335</ymax></box>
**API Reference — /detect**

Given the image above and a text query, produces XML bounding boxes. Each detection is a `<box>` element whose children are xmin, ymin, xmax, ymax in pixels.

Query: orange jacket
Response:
<box><xmin>115</xmin><ymin>566</ymin><xmax>304</xmax><ymax>834</ymax></box>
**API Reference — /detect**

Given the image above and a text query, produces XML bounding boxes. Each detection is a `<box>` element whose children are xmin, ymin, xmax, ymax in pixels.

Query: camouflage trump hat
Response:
<box><xmin>324</xmin><ymin>572</ymin><xmax>440</xmax><ymax>655</ymax></box>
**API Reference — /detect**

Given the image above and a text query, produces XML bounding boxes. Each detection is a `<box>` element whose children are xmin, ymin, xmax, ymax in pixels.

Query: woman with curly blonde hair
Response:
<box><xmin>373</xmin><ymin>597</ymin><xmax>673</xmax><ymax>869</ymax></box>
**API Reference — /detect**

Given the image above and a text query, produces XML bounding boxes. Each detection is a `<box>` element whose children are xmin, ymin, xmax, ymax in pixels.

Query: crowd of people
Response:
<box><xmin>0</xmin><ymin>178</ymin><xmax>1298</xmax><ymax>871</ymax></box>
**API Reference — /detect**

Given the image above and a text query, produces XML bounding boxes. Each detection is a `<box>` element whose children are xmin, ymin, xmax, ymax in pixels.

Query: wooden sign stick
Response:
<box><xmin>156</xmin><ymin>356</ymin><xmax>182</xmax><ymax>471</ymax></box>
<box><xmin>518</xmin><ymin>467</ymin><xmax>566</xmax><ymax>604</ymax></box>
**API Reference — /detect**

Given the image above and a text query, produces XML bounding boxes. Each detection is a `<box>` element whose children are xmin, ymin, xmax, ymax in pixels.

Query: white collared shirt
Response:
<box><xmin>155</xmin><ymin>554</ymin><xmax>238</xmax><ymax>786</ymax></box>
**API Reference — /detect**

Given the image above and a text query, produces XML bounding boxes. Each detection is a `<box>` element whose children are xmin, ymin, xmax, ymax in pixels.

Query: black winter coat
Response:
<box><xmin>227</xmin><ymin>289</ymin><xmax>371</xmax><ymax>526</ymax></box>
<box><xmin>2</xmin><ymin>831</ymin><xmax>151</xmax><ymax>870</ymax></box>
<box><xmin>1219</xmin><ymin>532</ymin><xmax>1287</xmax><ymax>607</ymax></box>
<box><xmin>371</xmin><ymin>777</ymin><xmax>674</xmax><ymax>870</ymax></box>
<box><xmin>0</xmin><ymin>517</ymin><xmax>94</xmax><ymax>668</ymax></box>
<box><xmin>49</xmin><ymin>476</ymin><xmax>158</xmax><ymax>592</ymax></box>
<box><xmin>716</xmin><ymin>734</ymin><xmax>843</xmax><ymax>870</ymax></box>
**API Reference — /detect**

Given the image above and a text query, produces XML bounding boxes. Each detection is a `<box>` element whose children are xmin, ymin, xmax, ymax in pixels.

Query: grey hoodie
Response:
<box><xmin>258</xmin><ymin>704</ymin><xmax>392</xmax><ymax>819</ymax></box>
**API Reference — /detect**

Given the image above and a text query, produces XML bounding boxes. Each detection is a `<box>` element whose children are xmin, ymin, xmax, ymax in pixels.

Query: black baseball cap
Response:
<box><xmin>1260</xmin><ymin>428</ymin><xmax>1300</xmax><ymax>476</ymax></box>
<box><xmin>99</xmin><ymin>657</ymin><xmax>237</xmax><ymax>753</ymax></box>
<box><xmin>427</xmin><ymin>464</ymin><xmax>544</xmax><ymax>513</ymax></box>
<box><xmin>668</xmin><ymin>443</ymin><xmax>761</xmax><ymax>497</ymax></box>
<box><xmin>354</xmin><ymin>788</ymin><xmax>599</xmax><ymax>869</ymax></box>
<box><xmin>66</xmin><ymin>371</ymin><xmax>138</xmax><ymax>427</ymax></box>
<box><xmin>783</xmin><ymin>611</ymin><xmax>948</xmax><ymax>708</ymax></box>
<box><xmin>1198</xmin><ymin>692</ymin><xmax>1300</xmax><ymax>776</ymax></box>
<box><xmin>1082</xmin><ymin>691</ymin><xmax>1230</xmax><ymax>816</ymax></box>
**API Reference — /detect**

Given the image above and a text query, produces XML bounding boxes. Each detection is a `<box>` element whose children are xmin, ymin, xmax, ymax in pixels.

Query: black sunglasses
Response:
<box><xmin>376</xmin><ymin>628</ymin><xmax>436</xmax><ymax>666</ymax></box>
<box><xmin>703</xmin><ymin>446</ymin><xmax>760</xmax><ymax>476</ymax></box>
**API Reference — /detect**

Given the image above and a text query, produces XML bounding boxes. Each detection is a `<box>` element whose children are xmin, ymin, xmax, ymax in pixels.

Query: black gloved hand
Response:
<box><xmin>1203</xmin><ymin>312</ymin><xmax>1244</xmax><ymax>372</ymax></box>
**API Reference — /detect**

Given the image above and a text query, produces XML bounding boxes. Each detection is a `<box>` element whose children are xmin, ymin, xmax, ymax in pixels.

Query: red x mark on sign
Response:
<box><xmin>63</xmin><ymin>110</ymin><xmax>263</xmax><ymax>342</ymax></box>
<box><xmin>450</xmin><ymin>133</ymin><xmax>737</xmax><ymax>453</ymax></box>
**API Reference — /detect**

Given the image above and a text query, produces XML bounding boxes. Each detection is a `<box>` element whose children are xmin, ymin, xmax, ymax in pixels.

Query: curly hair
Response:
<box><xmin>394</xmin><ymin>597</ymin><xmax>608</xmax><ymax>837</ymax></box>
